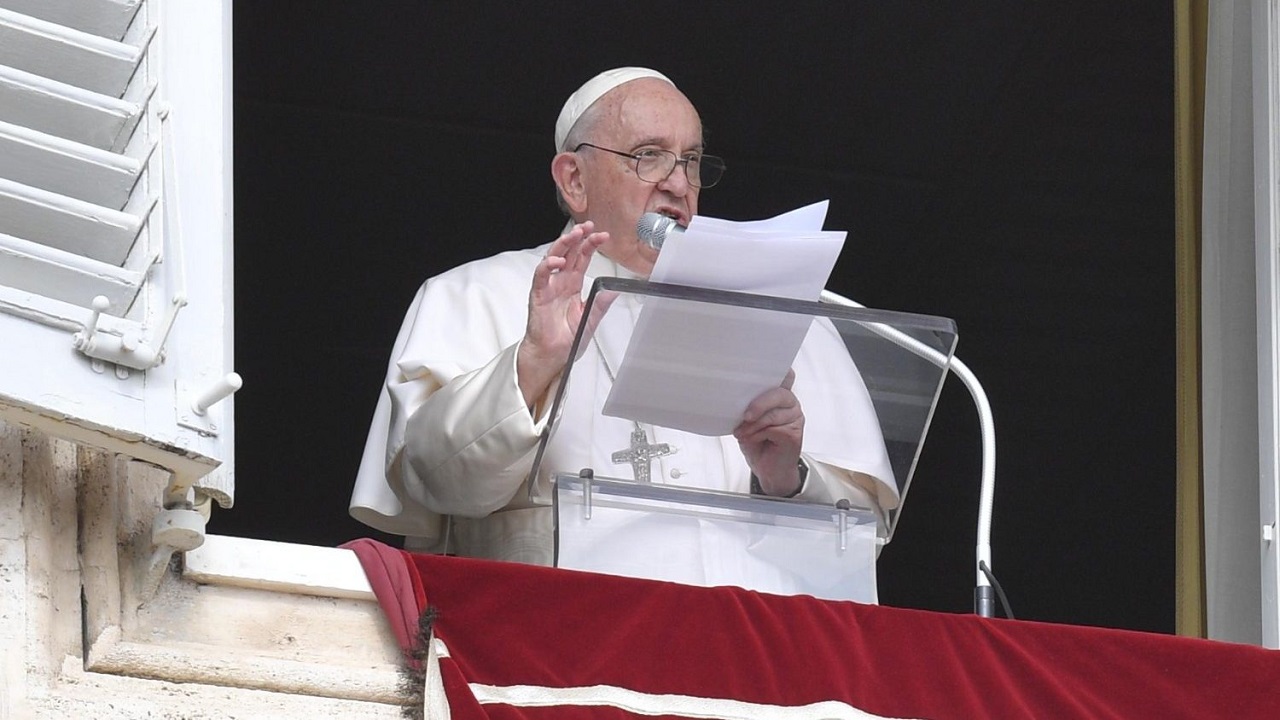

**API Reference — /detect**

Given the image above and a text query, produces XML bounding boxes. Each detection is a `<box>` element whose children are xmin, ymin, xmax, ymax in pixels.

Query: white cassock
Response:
<box><xmin>349</xmin><ymin>241</ymin><xmax>898</xmax><ymax>598</ymax></box>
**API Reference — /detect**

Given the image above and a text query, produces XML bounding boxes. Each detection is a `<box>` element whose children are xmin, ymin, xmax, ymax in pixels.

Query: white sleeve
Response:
<box><xmin>394</xmin><ymin>341</ymin><xmax>552</xmax><ymax>517</ymax></box>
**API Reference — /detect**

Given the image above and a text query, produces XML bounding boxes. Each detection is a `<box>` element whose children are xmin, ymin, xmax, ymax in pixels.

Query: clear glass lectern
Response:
<box><xmin>524</xmin><ymin>277</ymin><xmax>956</xmax><ymax>602</ymax></box>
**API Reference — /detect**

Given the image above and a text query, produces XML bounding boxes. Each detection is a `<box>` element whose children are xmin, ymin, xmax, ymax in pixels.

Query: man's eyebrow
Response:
<box><xmin>629</xmin><ymin>136</ymin><xmax>706</xmax><ymax>152</ymax></box>
<box><xmin>629</xmin><ymin>136</ymin><xmax>666</xmax><ymax>149</ymax></box>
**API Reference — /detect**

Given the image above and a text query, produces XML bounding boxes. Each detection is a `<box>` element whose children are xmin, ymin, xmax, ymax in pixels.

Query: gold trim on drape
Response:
<box><xmin>1174</xmin><ymin>0</ymin><xmax>1207</xmax><ymax>639</ymax></box>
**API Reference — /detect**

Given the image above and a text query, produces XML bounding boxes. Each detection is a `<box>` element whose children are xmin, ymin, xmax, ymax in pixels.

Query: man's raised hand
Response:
<box><xmin>517</xmin><ymin>222</ymin><xmax>608</xmax><ymax>408</ymax></box>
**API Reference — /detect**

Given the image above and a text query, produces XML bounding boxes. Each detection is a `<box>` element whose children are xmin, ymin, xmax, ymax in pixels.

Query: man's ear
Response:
<box><xmin>551</xmin><ymin>152</ymin><xmax>588</xmax><ymax>214</ymax></box>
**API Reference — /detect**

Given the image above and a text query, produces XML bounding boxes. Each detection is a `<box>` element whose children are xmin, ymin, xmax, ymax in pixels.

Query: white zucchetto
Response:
<box><xmin>554</xmin><ymin>67</ymin><xmax>674</xmax><ymax>151</ymax></box>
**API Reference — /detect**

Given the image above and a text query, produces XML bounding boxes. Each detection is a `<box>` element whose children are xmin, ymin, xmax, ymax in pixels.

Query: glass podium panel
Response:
<box><xmin>525</xmin><ymin>277</ymin><xmax>957</xmax><ymax>599</ymax></box>
<box><xmin>553</xmin><ymin>472</ymin><xmax>880</xmax><ymax>603</ymax></box>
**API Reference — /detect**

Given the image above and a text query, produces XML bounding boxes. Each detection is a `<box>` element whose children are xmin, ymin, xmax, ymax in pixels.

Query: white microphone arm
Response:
<box><xmin>819</xmin><ymin>290</ymin><xmax>998</xmax><ymax>618</ymax></box>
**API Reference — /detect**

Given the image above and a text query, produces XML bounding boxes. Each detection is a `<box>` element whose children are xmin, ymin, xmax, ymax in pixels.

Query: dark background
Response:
<box><xmin>216</xmin><ymin>2</ymin><xmax>1176</xmax><ymax>632</ymax></box>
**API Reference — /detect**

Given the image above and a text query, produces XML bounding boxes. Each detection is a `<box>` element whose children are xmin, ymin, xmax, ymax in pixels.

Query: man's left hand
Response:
<box><xmin>734</xmin><ymin>369</ymin><xmax>805</xmax><ymax>496</ymax></box>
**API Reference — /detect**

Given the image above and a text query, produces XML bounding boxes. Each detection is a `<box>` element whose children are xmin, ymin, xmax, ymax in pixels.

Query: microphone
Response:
<box><xmin>636</xmin><ymin>212</ymin><xmax>682</xmax><ymax>250</ymax></box>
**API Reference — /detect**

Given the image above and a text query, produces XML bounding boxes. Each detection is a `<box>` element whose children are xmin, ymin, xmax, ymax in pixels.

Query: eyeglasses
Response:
<box><xmin>574</xmin><ymin>142</ymin><xmax>726</xmax><ymax>189</ymax></box>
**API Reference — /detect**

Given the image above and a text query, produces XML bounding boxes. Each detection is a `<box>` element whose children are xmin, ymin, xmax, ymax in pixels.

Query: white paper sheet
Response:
<box><xmin>602</xmin><ymin>201</ymin><xmax>847</xmax><ymax>435</ymax></box>
<box><xmin>649</xmin><ymin>199</ymin><xmax>838</xmax><ymax>298</ymax></box>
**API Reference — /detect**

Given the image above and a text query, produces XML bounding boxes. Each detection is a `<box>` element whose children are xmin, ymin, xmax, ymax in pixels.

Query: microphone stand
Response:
<box><xmin>819</xmin><ymin>290</ymin><xmax>998</xmax><ymax>618</ymax></box>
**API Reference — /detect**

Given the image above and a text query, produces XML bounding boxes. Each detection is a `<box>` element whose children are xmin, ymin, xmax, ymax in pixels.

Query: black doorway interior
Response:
<box><xmin>219</xmin><ymin>2</ymin><xmax>1175</xmax><ymax>633</ymax></box>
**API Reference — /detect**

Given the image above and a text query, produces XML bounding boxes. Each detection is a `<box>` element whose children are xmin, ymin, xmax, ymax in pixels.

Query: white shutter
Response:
<box><xmin>1254</xmin><ymin>0</ymin><xmax>1280</xmax><ymax>649</ymax></box>
<box><xmin>0</xmin><ymin>0</ymin><xmax>235</xmax><ymax>508</ymax></box>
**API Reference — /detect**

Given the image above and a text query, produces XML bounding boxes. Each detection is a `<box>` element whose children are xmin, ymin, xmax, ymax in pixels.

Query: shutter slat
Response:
<box><xmin>0</xmin><ymin>176</ymin><xmax>150</xmax><ymax>265</ymax></box>
<box><xmin>0</xmin><ymin>231</ymin><xmax>142</xmax><ymax>309</ymax></box>
<box><xmin>0</xmin><ymin>0</ymin><xmax>141</xmax><ymax>42</ymax></box>
<box><xmin>0</xmin><ymin>65</ymin><xmax>143</xmax><ymax>150</ymax></box>
<box><xmin>0</xmin><ymin>119</ymin><xmax>145</xmax><ymax>209</ymax></box>
<box><xmin>0</xmin><ymin>8</ymin><xmax>144</xmax><ymax>99</ymax></box>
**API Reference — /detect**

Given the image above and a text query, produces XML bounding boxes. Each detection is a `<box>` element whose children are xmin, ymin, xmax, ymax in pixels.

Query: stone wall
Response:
<box><xmin>0</xmin><ymin>420</ymin><xmax>406</xmax><ymax>718</ymax></box>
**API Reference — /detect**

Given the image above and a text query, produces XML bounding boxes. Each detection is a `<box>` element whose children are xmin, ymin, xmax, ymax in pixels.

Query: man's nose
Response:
<box><xmin>658</xmin><ymin>162</ymin><xmax>692</xmax><ymax>195</ymax></box>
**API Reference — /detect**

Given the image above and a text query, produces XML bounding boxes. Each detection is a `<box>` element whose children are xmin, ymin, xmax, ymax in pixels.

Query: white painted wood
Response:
<box><xmin>0</xmin><ymin>316</ymin><xmax>221</xmax><ymax>483</ymax></box>
<box><xmin>0</xmin><ymin>231</ymin><xmax>142</xmax><ymax>309</ymax></box>
<box><xmin>0</xmin><ymin>8</ymin><xmax>144</xmax><ymax>98</ymax></box>
<box><xmin>0</xmin><ymin>0</ymin><xmax>237</xmax><ymax>509</ymax></box>
<box><xmin>145</xmin><ymin>0</ymin><xmax>237</xmax><ymax>505</ymax></box>
<box><xmin>0</xmin><ymin>176</ymin><xmax>149</xmax><ymax>265</ymax></box>
<box><xmin>0</xmin><ymin>0</ymin><xmax>141</xmax><ymax>42</ymax></box>
<box><xmin>0</xmin><ymin>64</ymin><xmax>142</xmax><ymax>151</ymax></box>
<box><xmin>0</xmin><ymin>281</ymin><xmax>139</xmax><ymax>332</ymax></box>
<box><xmin>1203</xmin><ymin>0</ymin><xmax>1266</xmax><ymax>646</ymax></box>
<box><xmin>1254</xmin><ymin>0</ymin><xmax>1280</xmax><ymax>649</ymax></box>
<box><xmin>0</xmin><ymin>119</ymin><xmax>145</xmax><ymax>209</ymax></box>
<box><xmin>185</xmin><ymin>535</ymin><xmax>377</xmax><ymax>601</ymax></box>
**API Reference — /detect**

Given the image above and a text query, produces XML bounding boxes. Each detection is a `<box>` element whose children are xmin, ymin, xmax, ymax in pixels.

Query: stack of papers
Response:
<box><xmin>601</xmin><ymin>201</ymin><xmax>847</xmax><ymax>435</ymax></box>
<box><xmin>648</xmin><ymin>199</ymin><xmax>843</xmax><ymax>299</ymax></box>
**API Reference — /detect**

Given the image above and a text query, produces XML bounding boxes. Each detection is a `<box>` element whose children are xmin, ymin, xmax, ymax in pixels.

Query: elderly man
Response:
<box><xmin>350</xmin><ymin>68</ymin><xmax>895</xmax><ymax>566</ymax></box>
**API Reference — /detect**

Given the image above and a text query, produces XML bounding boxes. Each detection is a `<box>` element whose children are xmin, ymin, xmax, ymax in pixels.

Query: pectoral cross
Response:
<box><xmin>611</xmin><ymin>426</ymin><xmax>674</xmax><ymax>483</ymax></box>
